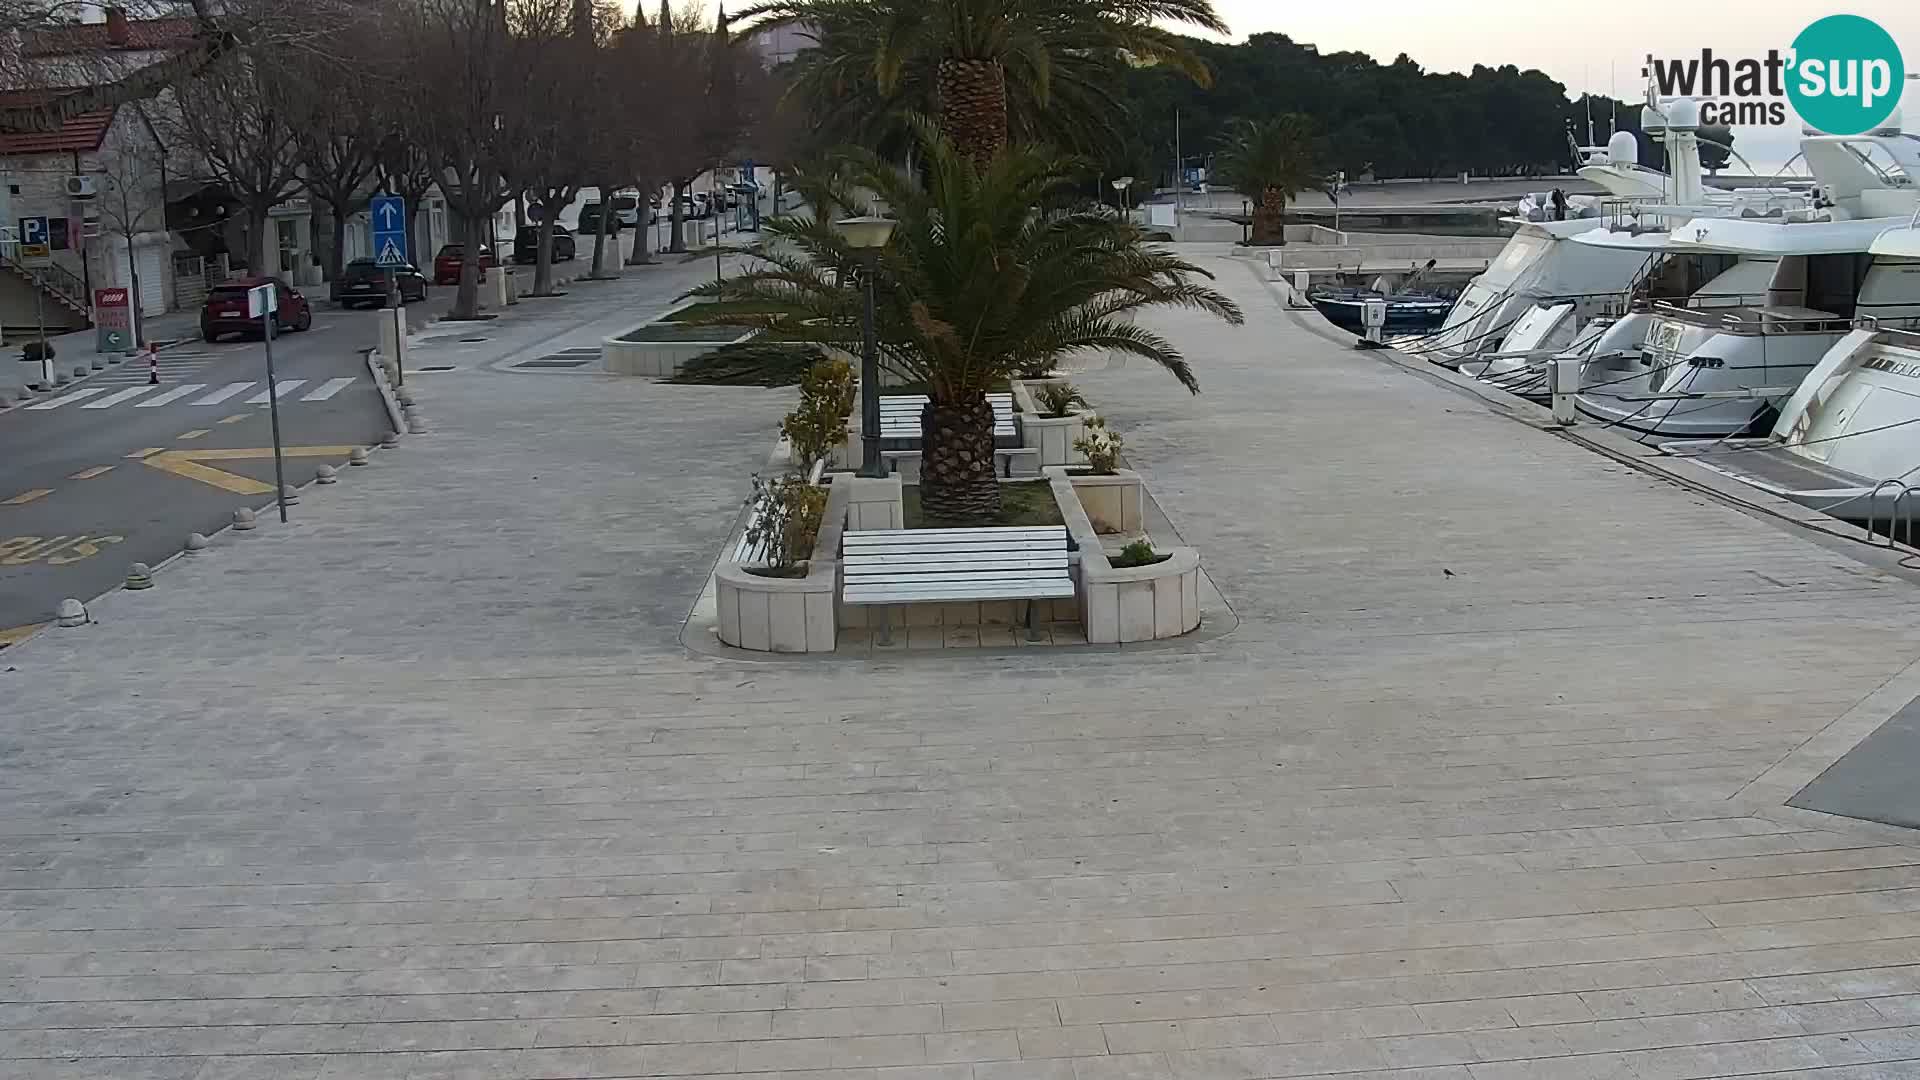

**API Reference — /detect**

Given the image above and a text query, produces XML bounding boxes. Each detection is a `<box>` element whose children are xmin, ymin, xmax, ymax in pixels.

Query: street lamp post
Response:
<box><xmin>832</xmin><ymin>215</ymin><xmax>896</xmax><ymax>479</ymax></box>
<box><xmin>1111</xmin><ymin>177</ymin><xmax>1133</xmax><ymax>219</ymax></box>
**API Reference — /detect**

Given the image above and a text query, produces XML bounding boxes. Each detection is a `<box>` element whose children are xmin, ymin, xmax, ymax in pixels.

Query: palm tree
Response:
<box><xmin>737</xmin><ymin>0</ymin><xmax>1228</xmax><ymax>164</ymax></box>
<box><xmin>1215</xmin><ymin>115</ymin><xmax>1320</xmax><ymax>246</ymax></box>
<box><xmin>679</xmin><ymin>126</ymin><xmax>1244</xmax><ymax>522</ymax></box>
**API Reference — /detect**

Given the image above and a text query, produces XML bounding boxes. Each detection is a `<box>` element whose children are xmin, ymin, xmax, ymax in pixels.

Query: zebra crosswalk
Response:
<box><xmin>24</xmin><ymin>378</ymin><xmax>358</xmax><ymax>412</ymax></box>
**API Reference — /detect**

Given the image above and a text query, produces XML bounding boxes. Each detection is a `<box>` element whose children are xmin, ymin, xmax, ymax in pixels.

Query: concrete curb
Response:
<box><xmin>365</xmin><ymin>347</ymin><xmax>408</xmax><ymax>436</ymax></box>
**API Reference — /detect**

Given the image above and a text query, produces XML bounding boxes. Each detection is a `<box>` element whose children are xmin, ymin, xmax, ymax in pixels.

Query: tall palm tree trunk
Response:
<box><xmin>1251</xmin><ymin>186</ymin><xmax>1286</xmax><ymax>245</ymax></box>
<box><xmin>936</xmin><ymin>57</ymin><xmax>1008</xmax><ymax>166</ymax></box>
<box><xmin>920</xmin><ymin>394</ymin><xmax>1002</xmax><ymax>522</ymax></box>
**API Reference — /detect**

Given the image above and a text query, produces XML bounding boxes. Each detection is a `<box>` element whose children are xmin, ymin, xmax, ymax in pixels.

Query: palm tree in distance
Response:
<box><xmin>1214</xmin><ymin>114</ymin><xmax>1321</xmax><ymax>246</ymax></box>
<box><xmin>676</xmin><ymin>124</ymin><xmax>1244</xmax><ymax>522</ymax></box>
<box><xmin>737</xmin><ymin>0</ymin><xmax>1229</xmax><ymax>164</ymax></box>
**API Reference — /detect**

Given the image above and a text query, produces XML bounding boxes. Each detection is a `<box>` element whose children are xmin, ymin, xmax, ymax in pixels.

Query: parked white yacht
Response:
<box><xmin>1661</xmin><ymin>223</ymin><xmax>1920</xmax><ymax>530</ymax></box>
<box><xmin>1410</xmin><ymin>132</ymin><xmax>1667</xmax><ymax>368</ymax></box>
<box><xmin>1414</xmin><ymin>98</ymin><xmax>1812</xmax><ymax>374</ymax></box>
<box><xmin>1573</xmin><ymin>125</ymin><xmax>1920</xmax><ymax>438</ymax></box>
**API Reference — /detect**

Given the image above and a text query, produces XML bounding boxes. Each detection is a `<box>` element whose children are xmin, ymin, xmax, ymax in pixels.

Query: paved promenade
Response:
<box><xmin>5</xmin><ymin>250</ymin><xmax>1920</xmax><ymax>1079</ymax></box>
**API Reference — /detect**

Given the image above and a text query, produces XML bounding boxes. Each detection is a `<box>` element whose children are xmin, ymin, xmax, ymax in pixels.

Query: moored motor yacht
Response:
<box><xmin>1568</xmin><ymin>119</ymin><xmax>1920</xmax><ymax>438</ymax></box>
<box><xmin>1659</xmin><ymin>223</ymin><xmax>1920</xmax><ymax>531</ymax></box>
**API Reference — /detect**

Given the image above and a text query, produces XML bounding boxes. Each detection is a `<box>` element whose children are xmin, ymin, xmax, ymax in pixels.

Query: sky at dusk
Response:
<box><xmin>1209</xmin><ymin>0</ymin><xmax>1920</xmax><ymax>169</ymax></box>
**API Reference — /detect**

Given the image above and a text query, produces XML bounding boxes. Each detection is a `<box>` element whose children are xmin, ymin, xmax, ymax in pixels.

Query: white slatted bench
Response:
<box><xmin>841</xmin><ymin>525</ymin><xmax>1074</xmax><ymax>642</ymax></box>
<box><xmin>878</xmin><ymin>393</ymin><xmax>1017</xmax><ymax>446</ymax></box>
<box><xmin>733</xmin><ymin>458</ymin><xmax>828</xmax><ymax>565</ymax></box>
<box><xmin>880</xmin><ymin>447</ymin><xmax>1042</xmax><ymax>480</ymax></box>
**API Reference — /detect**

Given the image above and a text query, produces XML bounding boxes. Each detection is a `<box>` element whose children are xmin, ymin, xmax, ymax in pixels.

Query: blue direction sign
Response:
<box><xmin>369</xmin><ymin>195</ymin><xmax>408</xmax><ymax>268</ymax></box>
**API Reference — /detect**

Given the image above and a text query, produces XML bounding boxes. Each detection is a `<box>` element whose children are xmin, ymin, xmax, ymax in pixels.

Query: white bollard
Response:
<box><xmin>55</xmin><ymin>598</ymin><xmax>88</xmax><ymax>627</ymax></box>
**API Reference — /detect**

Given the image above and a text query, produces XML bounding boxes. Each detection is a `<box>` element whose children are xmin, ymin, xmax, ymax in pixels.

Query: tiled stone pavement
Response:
<box><xmin>6</xmin><ymin>254</ymin><xmax>1920</xmax><ymax>1079</ymax></box>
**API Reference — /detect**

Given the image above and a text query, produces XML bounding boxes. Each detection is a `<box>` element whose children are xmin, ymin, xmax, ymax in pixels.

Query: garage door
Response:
<box><xmin>136</xmin><ymin>242</ymin><xmax>166</xmax><ymax>316</ymax></box>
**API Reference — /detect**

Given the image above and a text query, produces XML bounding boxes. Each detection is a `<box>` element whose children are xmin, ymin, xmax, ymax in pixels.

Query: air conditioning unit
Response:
<box><xmin>64</xmin><ymin>175</ymin><xmax>98</xmax><ymax>199</ymax></box>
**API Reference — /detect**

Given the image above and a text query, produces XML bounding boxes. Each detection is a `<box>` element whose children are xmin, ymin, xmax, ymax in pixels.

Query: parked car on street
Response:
<box><xmin>201</xmin><ymin>277</ymin><xmax>311</xmax><ymax>342</ymax></box>
<box><xmin>513</xmin><ymin>225</ymin><xmax>576</xmax><ymax>264</ymax></box>
<box><xmin>334</xmin><ymin>259</ymin><xmax>428</xmax><ymax>308</ymax></box>
<box><xmin>578</xmin><ymin>195</ymin><xmax>656</xmax><ymax>233</ymax></box>
<box><xmin>432</xmin><ymin>243</ymin><xmax>495</xmax><ymax>285</ymax></box>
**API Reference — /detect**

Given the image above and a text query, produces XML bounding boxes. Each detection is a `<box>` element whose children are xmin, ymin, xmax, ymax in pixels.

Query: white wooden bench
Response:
<box><xmin>841</xmin><ymin>525</ymin><xmax>1075</xmax><ymax>642</ymax></box>
<box><xmin>878</xmin><ymin>393</ymin><xmax>1017</xmax><ymax>445</ymax></box>
<box><xmin>880</xmin><ymin>447</ymin><xmax>1042</xmax><ymax>480</ymax></box>
<box><xmin>733</xmin><ymin>459</ymin><xmax>827</xmax><ymax>564</ymax></box>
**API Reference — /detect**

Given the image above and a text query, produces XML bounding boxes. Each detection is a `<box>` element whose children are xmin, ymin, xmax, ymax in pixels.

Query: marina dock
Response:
<box><xmin>6</xmin><ymin>254</ymin><xmax>1920</xmax><ymax>1077</ymax></box>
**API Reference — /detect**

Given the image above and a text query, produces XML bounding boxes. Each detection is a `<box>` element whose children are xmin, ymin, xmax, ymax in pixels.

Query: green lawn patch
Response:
<box><xmin>904</xmin><ymin>481</ymin><xmax>1064</xmax><ymax>530</ymax></box>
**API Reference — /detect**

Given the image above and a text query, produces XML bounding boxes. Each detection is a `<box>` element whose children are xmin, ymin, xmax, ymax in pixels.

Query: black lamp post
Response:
<box><xmin>833</xmin><ymin>215</ymin><xmax>896</xmax><ymax>479</ymax></box>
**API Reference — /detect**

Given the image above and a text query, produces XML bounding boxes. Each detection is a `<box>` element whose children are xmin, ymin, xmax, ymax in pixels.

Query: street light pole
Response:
<box><xmin>859</xmin><ymin>265</ymin><xmax>882</xmax><ymax>477</ymax></box>
<box><xmin>832</xmin><ymin>215</ymin><xmax>897</xmax><ymax>480</ymax></box>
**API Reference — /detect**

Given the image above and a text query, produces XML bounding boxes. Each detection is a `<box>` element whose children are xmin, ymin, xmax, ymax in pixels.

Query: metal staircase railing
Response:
<box><xmin>0</xmin><ymin>237</ymin><xmax>92</xmax><ymax>320</ymax></box>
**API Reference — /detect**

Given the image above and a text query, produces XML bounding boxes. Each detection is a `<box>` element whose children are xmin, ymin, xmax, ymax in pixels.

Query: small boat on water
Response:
<box><xmin>1308</xmin><ymin>288</ymin><xmax>1453</xmax><ymax>335</ymax></box>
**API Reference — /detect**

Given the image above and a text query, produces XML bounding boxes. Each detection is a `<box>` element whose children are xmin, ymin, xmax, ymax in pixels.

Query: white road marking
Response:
<box><xmin>243</xmin><ymin>380</ymin><xmax>306</xmax><ymax>404</ymax></box>
<box><xmin>192</xmin><ymin>382</ymin><xmax>254</xmax><ymax>405</ymax></box>
<box><xmin>301</xmin><ymin>378</ymin><xmax>355</xmax><ymax>401</ymax></box>
<box><xmin>133</xmin><ymin>384</ymin><xmax>207</xmax><ymax>407</ymax></box>
<box><xmin>82</xmin><ymin>386</ymin><xmax>160</xmax><ymax>409</ymax></box>
<box><xmin>24</xmin><ymin>387</ymin><xmax>110</xmax><ymax>409</ymax></box>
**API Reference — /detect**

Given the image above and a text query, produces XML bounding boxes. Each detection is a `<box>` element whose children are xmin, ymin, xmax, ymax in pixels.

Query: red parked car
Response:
<box><xmin>432</xmin><ymin>243</ymin><xmax>495</xmax><ymax>285</ymax></box>
<box><xmin>200</xmin><ymin>277</ymin><xmax>312</xmax><ymax>342</ymax></box>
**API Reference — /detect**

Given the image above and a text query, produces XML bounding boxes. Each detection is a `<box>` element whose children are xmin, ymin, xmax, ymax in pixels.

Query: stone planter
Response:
<box><xmin>604</xmin><ymin>325</ymin><xmax>753</xmax><ymax>377</ymax></box>
<box><xmin>716</xmin><ymin>481</ymin><xmax>849</xmax><ymax>653</ymax></box>
<box><xmin>1011</xmin><ymin>378</ymin><xmax>1088</xmax><ymax>466</ymax></box>
<box><xmin>1065</xmin><ymin>468</ymin><xmax>1142</xmax><ymax>535</ymax></box>
<box><xmin>1046</xmin><ymin>467</ymin><xmax>1201</xmax><ymax>644</ymax></box>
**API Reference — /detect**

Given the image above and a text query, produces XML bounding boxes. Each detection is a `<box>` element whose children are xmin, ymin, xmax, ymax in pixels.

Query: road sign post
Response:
<box><xmin>248</xmin><ymin>284</ymin><xmax>289</xmax><ymax>524</ymax></box>
<box><xmin>370</xmin><ymin>195</ymin><xmax>410</xmax><ymax>390</ymax></box>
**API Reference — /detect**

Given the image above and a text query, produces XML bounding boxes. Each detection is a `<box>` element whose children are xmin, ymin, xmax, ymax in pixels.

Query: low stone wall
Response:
<box><xmin>1046</xmin><ymin>467</ymin><xmax>1201</xmax><ymax>644</ymax></box>
<box><xmin>604</xmin><ymin>331</ymin><xmax>752</xmax><ymax>377</ymax></box>
<box><xmin>1066</xmin><ymin>468</ymin><xmax>1143</xmax><ymax>535</ymax></box>
<box><xmin>1011</xmin><ymin>378</ymin><xmax>1088</xmax><ymax>466</ymax></box>
<box><xmin>715</xmin><ymin>480</ymin><xmax>849</xmax><ymax>653</ymax></box>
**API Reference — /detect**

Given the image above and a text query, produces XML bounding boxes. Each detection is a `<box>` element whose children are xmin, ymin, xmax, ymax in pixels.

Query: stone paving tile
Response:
<box><xmin>5</xmin><ymin>252</ymin><xmax>1920</xmax><ymax>1079</ymax></box>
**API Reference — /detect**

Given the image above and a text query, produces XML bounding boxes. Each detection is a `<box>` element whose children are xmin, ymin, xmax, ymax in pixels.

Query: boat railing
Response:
<box><xmin>1648</xmin><ymin>301</ymin><xmax>1853</xmax><ymax>336</ymax></box>
<box><xmin>1853</xmin><ymin>314</ymin><xmax>1920</xmax><ymax>348</ymax></box>
<box><xmin>1865</xmin><ymin>480</ymin><xmax>1920</xmax><ymax>549</ymax></box>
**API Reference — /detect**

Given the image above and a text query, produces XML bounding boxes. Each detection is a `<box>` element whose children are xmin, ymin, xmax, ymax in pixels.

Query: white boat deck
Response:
<box><xmin>5</xmin><ymin>255</ymin><xmax>1920</xmax><ymax>1078</ymax></box>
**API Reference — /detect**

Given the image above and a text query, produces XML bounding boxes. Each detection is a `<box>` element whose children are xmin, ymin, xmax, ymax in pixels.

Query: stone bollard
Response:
<box><xmin>396</xmin><ymin>387</ymin><xmax>415</xmax><ymax>407</ymax></box>
<box><xmin>184</xmin><ymin>533</ymin><xmax>210</xmax><ymax>555</ymax></box>
<box><xmin>125</xmin><ymin>562</ymin><xmax>153</xmax><ymax>590</ymax></box>
<box><xmin>90</xmin><ymin>357</ymin><xmax>106</xmax><ymax>370</ymax></box>
<box><xmin>380</xmin><ymin>432</ymin><xmax>399</xmax><ymax>449</ymax></box>
<box><xmin>232</xmin><ymin>507</ymin><xmax>257</xmax><ymax>531</ymax></box>
<box><xmin>280</xmin><ymin>485</ymin><xmax>300</xmax><ymax>505</ymax></box>
<box><xmin>53</xmin><ymin>370</ymin><xmax>70</xmax><ymax>386</ymax></box>
<box><xmin>107</xmin><ymin>353</ymin><xmax>124</xmax><ymax>364</ymax></box>
<box><xmin>348</xmin><ymin>447</ymin><xmax>370</xmax><ymax>466</ymax></box>
<box><xmin>315</xmin><ymin>464</ymin><xmax>337</xmax><ymax>484</ymax></box>
<box><xmin>407</xmin><ymin>415</ymin><xmax>427</xmax><ymax>434</ymax></box>
<box><xmin>55</xmin><ymin>598</ymin><xmax>88</xmax><ymax>627</ymax></box>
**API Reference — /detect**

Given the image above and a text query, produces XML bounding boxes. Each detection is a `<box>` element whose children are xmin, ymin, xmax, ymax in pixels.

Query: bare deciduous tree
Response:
<box><xmin>161</xmin><ymin>51</ymin><xmax>305</xmax><ymax>275</ymax></box>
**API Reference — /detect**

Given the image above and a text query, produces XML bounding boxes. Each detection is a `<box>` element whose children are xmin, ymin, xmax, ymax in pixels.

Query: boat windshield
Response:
<box><xmin>1840</xmin><ymin>136</ymin><xmax>1919</xmax><ymax>187</ymax></box>
<box><xmin>1477</xmin><ymin>232</ymin><xmax>1554</xmax><ymax>293</ymax></box>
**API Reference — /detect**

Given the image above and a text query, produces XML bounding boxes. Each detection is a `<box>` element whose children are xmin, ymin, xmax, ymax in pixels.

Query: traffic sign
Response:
<box><xmin>247</xmin><ymin>283</ymin><xmax>278</xmax><ymax>318</ymax></box>
<box><xmin>17</xmin><ymin>216</ymin><xmax>50</xmax><ymax>265</ymax></box>
<box><xmin>370</xmin><ymin>195</ymin><xmax>408</xmax><ymax>268</ymax></box>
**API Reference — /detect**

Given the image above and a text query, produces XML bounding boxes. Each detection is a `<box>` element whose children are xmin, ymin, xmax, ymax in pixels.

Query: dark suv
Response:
<box><xmin>513</xmin><ymin>225</ymin><xmax>576</xmax><ymax>264</ymax></box>
<box><xmin>335</xmin><ymin>258</ymin><xmax>428</xmax><ymax>308</ymax></box>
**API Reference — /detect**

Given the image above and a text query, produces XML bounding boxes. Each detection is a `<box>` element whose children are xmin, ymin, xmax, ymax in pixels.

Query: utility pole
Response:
<box><xmin>1174</xmin><ymin>109</ymin><xmax>1183</xmax><ymax>214</ymax></box>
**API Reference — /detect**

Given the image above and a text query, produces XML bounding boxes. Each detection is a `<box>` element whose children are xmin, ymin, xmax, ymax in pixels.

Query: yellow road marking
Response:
<box><xmin>0</xmin><ymin>622</ymin><xmax>47</xmax><ymax>648</ymax></box>
<box><xmin>69</xmin><ymin>466</ymin><xmax>114</xmax><ymax>480</ymax></box>
<box><xmin>177</xmin><ymin>429</ymin><xmax>210</xmax><ymax>440</ymax></box>
<box><xmin>2</xmin><ymin>489</ymin><xmax>52</xmax><ymax>505</ymax></box>
<box><xmin>141</xmin><ymin>446</ymin><xmax>360</xmax><ymax>496</ymax></box>
<box><xmin>0</xmin><ymin>535</ymin><xmax>123</xmax><ymax>566</ymax></box>
<box><xmin>125</xmin><ymin>447</ymin><xmax>163</xmax><ymax>459</ymax></box>
<box><xmin>218</xmin><ymin>414</ymin><xmax>249</xmax><ymax>425</ymax></box>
